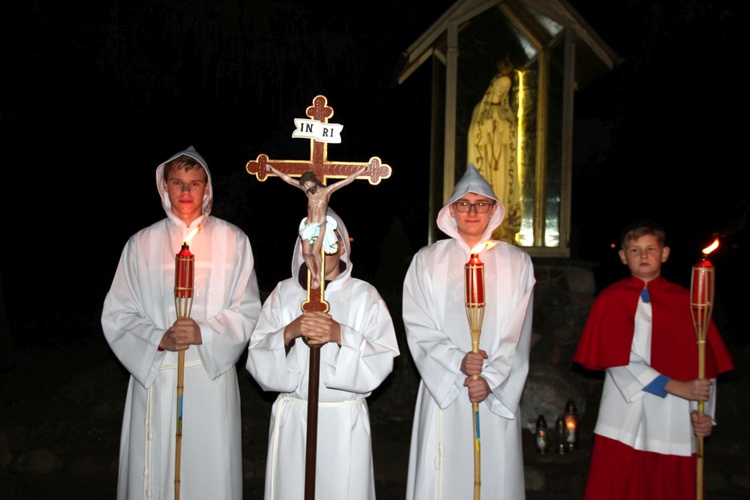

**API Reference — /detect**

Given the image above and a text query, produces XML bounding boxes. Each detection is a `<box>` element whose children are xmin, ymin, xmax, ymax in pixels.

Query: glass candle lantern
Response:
<box><xmin>556</xmin><ymin>414</ymin><xmax>568</xmax><ymax>455</ymax></box>
<box><xmin>535</xmin><ymin>414</ymin><xmax>548</xmax><ymax>454</ymax></box>
<box><xmin>564</xmin><ymin>399</ymin><xmax>578</xmax><ymax>450</ymax></box>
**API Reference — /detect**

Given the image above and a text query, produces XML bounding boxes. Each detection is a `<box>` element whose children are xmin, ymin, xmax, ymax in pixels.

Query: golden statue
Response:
<box><xmin>467</xmin><ymin>57</ymin><xmax>522</xmax><ymax>244</ymax></box>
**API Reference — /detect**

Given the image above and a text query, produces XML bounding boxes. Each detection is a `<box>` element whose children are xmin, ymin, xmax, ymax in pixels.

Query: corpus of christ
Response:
<box><xmin>246</xmin><ymin>94</ymin><xmax>392</xmax><ymax>304</ymax></box>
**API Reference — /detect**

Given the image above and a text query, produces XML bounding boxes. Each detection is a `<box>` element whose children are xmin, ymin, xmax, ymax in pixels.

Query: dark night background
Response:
<box><xmin>1</xmin><ymin>0</ymin><xmax>748</xmax><ymax>393</ymax></box>
<box><xmin>1</xmin><ymin>0</ymin><xmax>746</xmax><ymax>353</ymax></box>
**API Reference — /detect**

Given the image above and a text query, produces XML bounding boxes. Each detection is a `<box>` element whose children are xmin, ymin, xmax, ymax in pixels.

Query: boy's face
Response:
<box><xmin>618</xmin><ymin>234</ymin><xmax>670</xmax><ymax>283</ymax></box>
<box><xmin>164</xmin><ymin>166</ymin><xmax>208</xmax><ymax>225</ymax></box>
<box><xmin>323</xmin><ymin>234</ymin><xmax>346</xmax><ymax>281</ymax></box>
<box><xmin>448</xmin><ymin>192</ymin><xmax>497</xmax><ymax>245</ymax></box>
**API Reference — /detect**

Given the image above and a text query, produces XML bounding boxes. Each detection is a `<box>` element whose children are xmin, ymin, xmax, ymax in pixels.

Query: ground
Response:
<box><xmin>1</xmin><ymin>337</ymin><xmax>749</xmax><ymax>499</ymax></box>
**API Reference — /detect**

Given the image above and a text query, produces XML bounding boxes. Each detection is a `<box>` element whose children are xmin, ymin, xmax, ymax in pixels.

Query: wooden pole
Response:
<box><xmin>305</xmin><ymin>344</ymin><xmax>321</xmax><ymax>499</ymax></box>
<box><xmin>302</xmin><ymin>245</ymin><xmax>329</xmax><ymax>500</ymax></box>
<box><xmin>469</xmin><ymin>309</ymin><xmax>483</xmax><ymax>500</ymax></box>
<box><xmin>696</xmin><ymin>343</ymin><xmax>705</xmax><ymax>500</ymax></box>
<box><xmin>175</xmin><ymin>350</ymin><xmax>185</xmax><ymax>500</ymax></box>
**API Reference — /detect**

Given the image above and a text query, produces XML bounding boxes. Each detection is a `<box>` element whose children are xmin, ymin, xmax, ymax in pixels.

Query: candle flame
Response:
<box><xmin>702</xmin><ymin>238</ymin><xmax>719</xmax><ymax>256</ymax></box>
<box><xmin>184</xmin><ymin>226</ymin><xmax>201</xmax><ymax>245</ymax></box>
<box><xmin>470</xmin><ymin>241</ymin><xmax>499</xmax><ymax>255</ymax></box>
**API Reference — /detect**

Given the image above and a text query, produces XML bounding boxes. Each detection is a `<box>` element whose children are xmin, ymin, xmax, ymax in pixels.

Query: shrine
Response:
<box><xmin>393</xmin><ymin>0</ymin><xmax>620</xmax><ymax>256</ymax></box>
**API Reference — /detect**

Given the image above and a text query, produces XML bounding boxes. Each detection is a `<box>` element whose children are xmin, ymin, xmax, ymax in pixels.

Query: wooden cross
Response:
<box><xmin>246</xmin><ymin>95</ymin><xmax>391</xmax><ymax>500</ymax></box>
<box><xmin>247</xmin><ymin>95</ymin><xmax>392</xmax><ymax>312</ymax></box>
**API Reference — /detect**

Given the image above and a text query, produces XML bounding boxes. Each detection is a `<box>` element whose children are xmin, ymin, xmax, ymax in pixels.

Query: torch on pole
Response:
<box><xmin>465</xmin><ymin>244</ymin><xmax>491</xmax><ymax>500</ymax></box>
<box><xmin>173</xmin><ymin>228</ymin><xmax>199</xmax><ymax>500</ymax></box>
<box><xmin>690</xmin><ymin>238</ymin><xmax>718</xmax><ymax>500</ymax></box>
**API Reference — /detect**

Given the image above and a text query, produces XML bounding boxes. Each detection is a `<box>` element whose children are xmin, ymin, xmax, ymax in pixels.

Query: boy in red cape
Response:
<box><xmin>574</xmin><ymin>219</ymin><xmax>733</xmax><ymax>500</ymax></box>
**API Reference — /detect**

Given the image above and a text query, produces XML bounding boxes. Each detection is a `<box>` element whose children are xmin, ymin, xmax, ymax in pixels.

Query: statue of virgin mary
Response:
<box><xmin>467</xmin><ymin>57</ymin><xmax>521</xmax><ymax>244</ymax></box>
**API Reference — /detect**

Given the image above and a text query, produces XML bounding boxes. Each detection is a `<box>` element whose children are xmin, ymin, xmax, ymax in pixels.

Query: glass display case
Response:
<box><xmin>395</xmin><ymin>0</ymin><xmax>619</xmax><ymax>257</ymax></box>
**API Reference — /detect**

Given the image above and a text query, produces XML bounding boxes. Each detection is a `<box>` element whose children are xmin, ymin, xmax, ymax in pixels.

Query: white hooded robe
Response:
<box><xmin>101</xmin><ymin>146</ymin><xmax>261</xmax><ymax>500</ymax></box>
<box><xmin>246</xmin><ymin>209</ymin><xmax>399</xmax><ymax>500</ymax></box>
<box><xmin>403</xmin><ymin>164</ymin><xmax>535</xmax><ymax>500</ymax></box>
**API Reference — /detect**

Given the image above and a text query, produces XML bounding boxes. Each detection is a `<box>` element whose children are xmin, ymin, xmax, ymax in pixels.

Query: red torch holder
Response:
<box><xmin>175</xmin><ymin>243</ymin><xmax>195</xmax><ymax>317</ymax></box>
<box><xmin>465</xmin><ymin>252</ymin><xmax>485</xmax><ymax>500</ymax></box>
<box><xmin>174</xmin><ymin>241</ymin><xmax>194</xmax><ymax>500</ymax></box>
<box><xmin>690</xmin><ymin>250</ymin><xmax>716</xmax><ymax>500</ymax></box>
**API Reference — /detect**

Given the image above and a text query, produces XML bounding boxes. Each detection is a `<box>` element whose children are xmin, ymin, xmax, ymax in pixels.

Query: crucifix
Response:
<box><xmin>246</xmin><ymin>94</ymin><xmax>391</xmax><ymax>500</ymax></box>
<box><xmin>248</xmin><ymin>94</ymin><xmax>391</xmax><ymax>296</ymax></box>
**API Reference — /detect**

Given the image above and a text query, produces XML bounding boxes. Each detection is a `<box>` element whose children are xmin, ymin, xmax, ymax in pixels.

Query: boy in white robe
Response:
<box><xmin>403</xmin><ymin>163</ymin><xmax>535</xmax><ymax>500</ymax></box>
<box><xmin>102</xmin><ymin>146</ymin><xmax>261</xmax><ymax>500</ymax></box>
<box><xmin>246</xmin><ymin>208</ymin><xmax>399</xmax><ymax>500</ymax></box>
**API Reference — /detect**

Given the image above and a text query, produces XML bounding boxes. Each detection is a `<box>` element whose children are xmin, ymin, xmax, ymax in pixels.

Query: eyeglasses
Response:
<box><xmin>453</xmin><ymin>201</ymin><xmax>495</xmax><ymax>213</ymax></box>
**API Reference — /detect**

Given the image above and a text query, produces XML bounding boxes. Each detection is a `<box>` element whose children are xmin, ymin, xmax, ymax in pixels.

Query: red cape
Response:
<box><xmin>574</xmin><ymin>275</ymin><xmax>733</xmax><ymax>380</ymax></box>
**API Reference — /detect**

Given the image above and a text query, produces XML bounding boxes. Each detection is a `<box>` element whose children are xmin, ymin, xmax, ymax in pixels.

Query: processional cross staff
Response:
<box><xmin>247</xmin><ymin>95</ymin><xmax>391</xmax><ymax>500</ymax></box>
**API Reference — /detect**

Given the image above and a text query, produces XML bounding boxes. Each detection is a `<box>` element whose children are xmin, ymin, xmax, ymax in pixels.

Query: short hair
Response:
<box><xmin>299</xmin><ymin>171</ymin><xmax>322</xmax><ymax>186</ymax></box>
<box><xmin>620</xmin><ymin>219</ymin><xmax>667</xmax><ymax>249</ymax></box>
<box><xmin>163</xmin><ymin>155</ymin><xmax>207</xmax><ymax>182</ymax></box>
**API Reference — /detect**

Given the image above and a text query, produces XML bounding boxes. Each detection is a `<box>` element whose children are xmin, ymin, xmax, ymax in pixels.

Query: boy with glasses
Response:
<box><xmin>403</xmin><ymin>163</ymin><xmax>536</xmax><ymax>499</ymax></box>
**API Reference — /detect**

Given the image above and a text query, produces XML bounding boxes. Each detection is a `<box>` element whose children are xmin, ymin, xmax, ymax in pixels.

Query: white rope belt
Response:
<box><xmin>279</xmin><ymin>393</ymin><xmax>366</xmax><ymax>407</ymax></box>
<box><xmin>436</xmin><ymin>406</ymin><xmax>444</xmax><ymax>499</ymax></box>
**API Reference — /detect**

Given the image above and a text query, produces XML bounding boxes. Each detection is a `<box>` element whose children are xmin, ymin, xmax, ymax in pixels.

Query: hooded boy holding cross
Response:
<box><xmin>246</xmin><ymin>208</ymin><xmax>399</xmax><ymax>499</ymax></box>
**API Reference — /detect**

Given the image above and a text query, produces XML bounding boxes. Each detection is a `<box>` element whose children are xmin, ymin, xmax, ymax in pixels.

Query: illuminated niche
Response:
<box><xmin>395</xmin><ymin>0</ymin><xmax>619</xmax><ymax>257</ymax></box>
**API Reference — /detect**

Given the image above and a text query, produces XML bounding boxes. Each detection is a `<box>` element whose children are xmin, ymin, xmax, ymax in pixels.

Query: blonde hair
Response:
<box><xmin>163</xmin><ymin>155</ymin><xmax>207</xmax><ymax>182</ymax></box>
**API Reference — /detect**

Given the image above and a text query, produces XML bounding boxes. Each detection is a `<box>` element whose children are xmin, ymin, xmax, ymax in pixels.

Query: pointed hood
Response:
<box><xmin>437</xmin><ymin>163</ymin><xmax>505</xmax><ymax>244</ymax></box>
<box><xmin>155</xmin><ymin>146</ymin><xmax>213</xmax><ymax>227</ymax></box>
<box><xmin>291</xmin><ymin>208</ymin><xmax>352</xmax><ymax>289</ymax></box>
